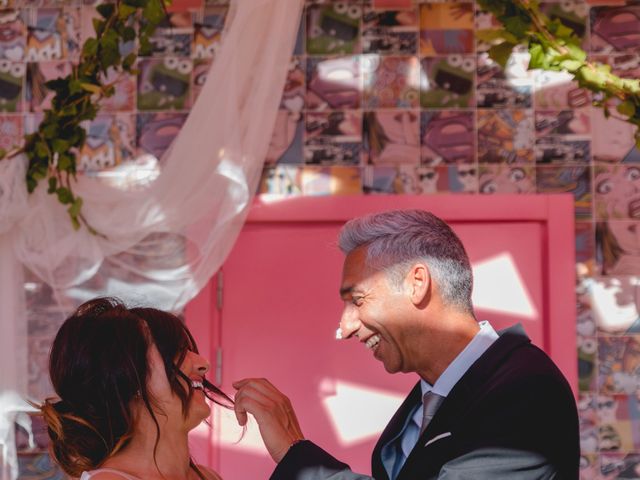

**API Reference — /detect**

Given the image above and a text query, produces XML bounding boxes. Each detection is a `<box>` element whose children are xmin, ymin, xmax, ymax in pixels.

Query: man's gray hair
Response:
<box><xmin>338</xmin><ymin>209</ymin><xmax>473</xmax><ymax>313</ymax></box>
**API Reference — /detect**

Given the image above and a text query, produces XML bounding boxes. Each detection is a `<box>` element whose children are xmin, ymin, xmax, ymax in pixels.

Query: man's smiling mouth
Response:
<box><xmin>365</xmin><ymin>334</ymin><xmax>381</xmax><ymax>350</ymax></box>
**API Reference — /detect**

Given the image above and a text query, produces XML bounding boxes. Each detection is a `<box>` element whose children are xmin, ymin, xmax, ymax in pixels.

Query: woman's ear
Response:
<box><xmin>405</xmin><ymin>262</ymin><xmax>430</xmax><ymax>306</ymax></box>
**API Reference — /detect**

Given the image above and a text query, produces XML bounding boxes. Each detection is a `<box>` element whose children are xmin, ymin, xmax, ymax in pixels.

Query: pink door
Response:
<box><xmin>186</xmin><ymin>194</ymin><xmax>576</xmax><ymax>479</ymax></box>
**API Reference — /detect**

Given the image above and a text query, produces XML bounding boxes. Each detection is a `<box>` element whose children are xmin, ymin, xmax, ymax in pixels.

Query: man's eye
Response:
<box><xmin>352</xmin><ymin>296</ymin><xmax>364</xmax><ymax>306</ymax></box>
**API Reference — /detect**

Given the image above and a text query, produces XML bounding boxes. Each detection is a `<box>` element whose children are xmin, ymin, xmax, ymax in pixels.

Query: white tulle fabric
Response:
<box><xmin>0</xmin><ymin>0</ymin><xmax>302</xmax><ymax>477</ymax></box>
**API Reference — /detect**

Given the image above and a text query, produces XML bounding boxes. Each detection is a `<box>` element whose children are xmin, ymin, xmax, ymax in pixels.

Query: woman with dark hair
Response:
<box><xmin>39</xmin><ymin>297</ymin><xmax>230</xmax><ymax>480</ymax></box>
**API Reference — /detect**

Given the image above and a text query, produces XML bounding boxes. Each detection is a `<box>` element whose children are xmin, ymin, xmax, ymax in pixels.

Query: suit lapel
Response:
<box><xmin>371</xmin><ymin>382</ymin><xmax>422</xmax><ymax>480</ymax></box>
<box><xmin>396</xmin><ymin>325</ymin><xmax>532</xmax><ymax>479</ymax></box>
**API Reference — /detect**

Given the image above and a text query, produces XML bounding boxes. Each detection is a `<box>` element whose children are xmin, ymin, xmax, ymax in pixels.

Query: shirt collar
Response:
<box><xmin>420</xmin><ymin>320</ymin><xmax>499</xmax><ymax>398</ymax></box>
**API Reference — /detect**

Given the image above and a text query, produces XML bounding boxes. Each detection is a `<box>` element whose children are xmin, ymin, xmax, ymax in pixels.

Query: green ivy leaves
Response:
<box><xmin>1</xmin><ymin>0</ymin><xmax>168</xmax><ymax>231</ymax></box>
<box><xmin>477</xmin><ymin>0</ymin><xmax>640</xmax><ymax>149</ymax></box>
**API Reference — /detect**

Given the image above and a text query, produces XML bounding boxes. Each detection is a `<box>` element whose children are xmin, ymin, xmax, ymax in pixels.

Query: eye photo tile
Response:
<box><xmin>192</xmin><ymin>5</ymin><xmax>227</xmax><ymax>59</ymax></box>
<box><xmin>362</xmin><ymin>55</ymin><xmax>419</xmax><ymax>108</ymax></box>
<box><xmin>477</xmin><ymin>109</ymin><xmax>534</xmax><ymax>164</ymax></box>
<box><xmin>362</xmin><ymin>5</ymin><xmax>418</xmax><ymax>55</ymax></box>
<box><xmin>306</xmin><ymin>1</ymin><xmax>362</xmax><ymax>55</ymax></box>
<box><xmin>590</xmin><ymin>4</ymin><xmax>640</xmax><ymax>54</ymax></box>
<box><xmin>306</xmin><ymin>55</ymin><xmax>361</xmax><ymax>111</ymax></box>
<box><xmin>265</xmin><ymin>110</ymin><xmax>303</xmax><ymax>165</ymax></box>
<box><xmin>478</xmin><ymin>164</ymin><xmax>536</xmax><ymax>194</ymax></box>
<box><xmin>404</xmin><ymin>164</ymin><xmax>437</xmax><ymax>194</ymax></box>
<box><xmin>594</xmin><ymin>165</ymin><xmax>640</xmax><ymax>221</ymax></box>
<box><xmin>25</xmin><ymin>7</ymin><xmax>80</xmax><ymax>61</ymax></box>
<box><xmin>363</xmin><ymin>164</ymin><xmax>445</xmax><ymax>194</ymax></box>
<box><xmin>0</xmin><ymin>9</ymin><xmax>26</xmax><ymax>61</ymax></box>
<box><xmin>410</xmin><ymin>164</ymin><xmax>471</xmax><ymax>194</ymax></box>
<box><xmin>420</xmin><ymin>54</ymin><xmax>475</xmax><ymax>108</ymax></box>
<box><xmin>420</xmin><ymin>110</ymin><xmax>474</xmax><ymax>165</ymax></box>
<box><xmin>536</xmin><ymin>165</ymin><xmax>592</xmax><ymax>220</ymax></box>
<box><xmin>476</xmin><ymin>52</ymin><xmax>532</xmax><ymax>109</ymax></box>
<box><xmin>137</xmin><ymin>57</ymin><xmax>193</xmax><ymax>111</ymax></box>
<box><xmin>449</xmin><ymin>163</ymin><xmax>478</xmax><ymax>193</ymax></box>
<box><xmin>419</xmin><ymin>2</ymin><xmax>474</xmax><ymax>56</ymax></box>
<box><xmin>0</xmin><ymin>59</ymin><xmax>24</xmax><ymax>112</ymax></box>
<box><xmin>363</xmin><ymin>110</ymin><xmax>419</xmax><ymax>165</ymax></box>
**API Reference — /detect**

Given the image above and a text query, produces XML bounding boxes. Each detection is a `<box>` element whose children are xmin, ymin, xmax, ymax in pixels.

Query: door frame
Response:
<box><xmin>185</xmin><ymin>193</ymin><xmax>577</xmax><ymax>466</ymax></box>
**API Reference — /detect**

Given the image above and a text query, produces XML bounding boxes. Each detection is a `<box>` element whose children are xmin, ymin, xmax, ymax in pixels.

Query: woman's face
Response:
<box><xmin>595</xmin><ymin>165</ymin><xmax>640</xmax><ymax>219</ymax></box>
<box><xmin>146</xmin><ymin>343</ymin><xmax>211</xmax><ymax>431</ymax></box>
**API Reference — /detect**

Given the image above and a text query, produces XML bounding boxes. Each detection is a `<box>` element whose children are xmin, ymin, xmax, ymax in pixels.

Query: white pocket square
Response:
<box><xmin>425</xmin><ymin>432</ymin><xmax>452</xmax><ymax>447</ymax></box>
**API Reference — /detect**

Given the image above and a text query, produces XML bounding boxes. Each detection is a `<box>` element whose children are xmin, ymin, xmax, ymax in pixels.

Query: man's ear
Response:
<box><xmin>405</xmin><ymin>263</ymin><xmax>430</xmax><ymax>305</ymax></box>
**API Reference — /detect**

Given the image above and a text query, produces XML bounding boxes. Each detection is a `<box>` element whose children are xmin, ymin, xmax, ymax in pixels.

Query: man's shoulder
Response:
<box><xmin>487</xmin><ymin>325</ymin><xmax>568</xmax><ymax>382</ymax></box>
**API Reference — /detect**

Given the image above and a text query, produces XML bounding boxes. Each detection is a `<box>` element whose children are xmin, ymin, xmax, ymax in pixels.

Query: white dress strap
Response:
<box><xmin>80</xmin><ymin>468</ymin><xmax>141</xmax><ymax>480</ymax></box>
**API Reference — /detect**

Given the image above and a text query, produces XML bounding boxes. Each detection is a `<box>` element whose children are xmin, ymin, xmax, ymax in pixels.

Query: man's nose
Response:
<box><xmin>339</xmin><ymin>306</ymin><xmax>361</xmax><ymax>340</ymax></box>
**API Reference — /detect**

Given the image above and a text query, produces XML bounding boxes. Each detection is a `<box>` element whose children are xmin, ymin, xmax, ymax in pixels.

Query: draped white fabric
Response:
<box><xmin>0</xmin><ymin>0</ymin><xmax>302</xmax><ymax>477</ymax></box>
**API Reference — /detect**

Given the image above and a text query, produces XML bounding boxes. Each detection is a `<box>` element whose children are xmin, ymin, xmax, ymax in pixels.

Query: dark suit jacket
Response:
<box><xmin>271</xmin><ymin>325</ymin><xmax>580</xmax><ymax>480</ymax></box>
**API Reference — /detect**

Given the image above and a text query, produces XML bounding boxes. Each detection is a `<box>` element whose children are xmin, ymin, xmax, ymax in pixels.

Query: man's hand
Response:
<box><xmin>232</xmin><ymin>378</ymin><xmax>305</xmax><ymax>463</ymax></box>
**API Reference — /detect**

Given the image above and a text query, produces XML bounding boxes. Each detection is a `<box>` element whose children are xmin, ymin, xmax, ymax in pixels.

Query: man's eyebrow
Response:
<box><xmin>339</xmin><ymin>286</ymin><xmax>352</xmax><ymax>297</ymax></box>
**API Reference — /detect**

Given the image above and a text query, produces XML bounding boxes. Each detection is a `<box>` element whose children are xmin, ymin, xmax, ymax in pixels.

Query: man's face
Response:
<box><xmin>338</xmin><ymin>246</ymin><xmax>416</xmax><ymax>374</ymax></box>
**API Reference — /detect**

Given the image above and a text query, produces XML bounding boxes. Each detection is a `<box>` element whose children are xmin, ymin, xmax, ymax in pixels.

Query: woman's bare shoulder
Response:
<box><xmin>196</xmin><ymin>464</ymin><xmax>223</xmax><ymax>480</ymax></box>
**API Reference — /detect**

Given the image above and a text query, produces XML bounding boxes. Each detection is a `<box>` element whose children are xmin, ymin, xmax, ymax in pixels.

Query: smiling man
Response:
<box><xmin>233</xmin><ymin>209</ymin><xmax>579</xmax><ymax>480</ymax></box>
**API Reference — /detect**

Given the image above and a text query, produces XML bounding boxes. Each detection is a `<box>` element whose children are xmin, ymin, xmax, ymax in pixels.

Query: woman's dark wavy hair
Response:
<box><xmin>39</xmin><ymin>297</ymin><xmax>233</xmax><ymax>478</ymax></box>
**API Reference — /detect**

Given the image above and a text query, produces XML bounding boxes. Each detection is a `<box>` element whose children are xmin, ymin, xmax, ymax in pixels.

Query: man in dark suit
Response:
<box><xmin>233</xmin><ymin>209</ymin><xmax>580</xmax><ymax>479</ymax></box>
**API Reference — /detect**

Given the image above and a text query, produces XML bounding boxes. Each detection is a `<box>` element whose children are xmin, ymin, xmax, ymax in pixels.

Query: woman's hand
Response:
<box><xmin>232</xmin><ymin>378</ymin><xmax>304</xmax><ymax>463</ymax></box>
